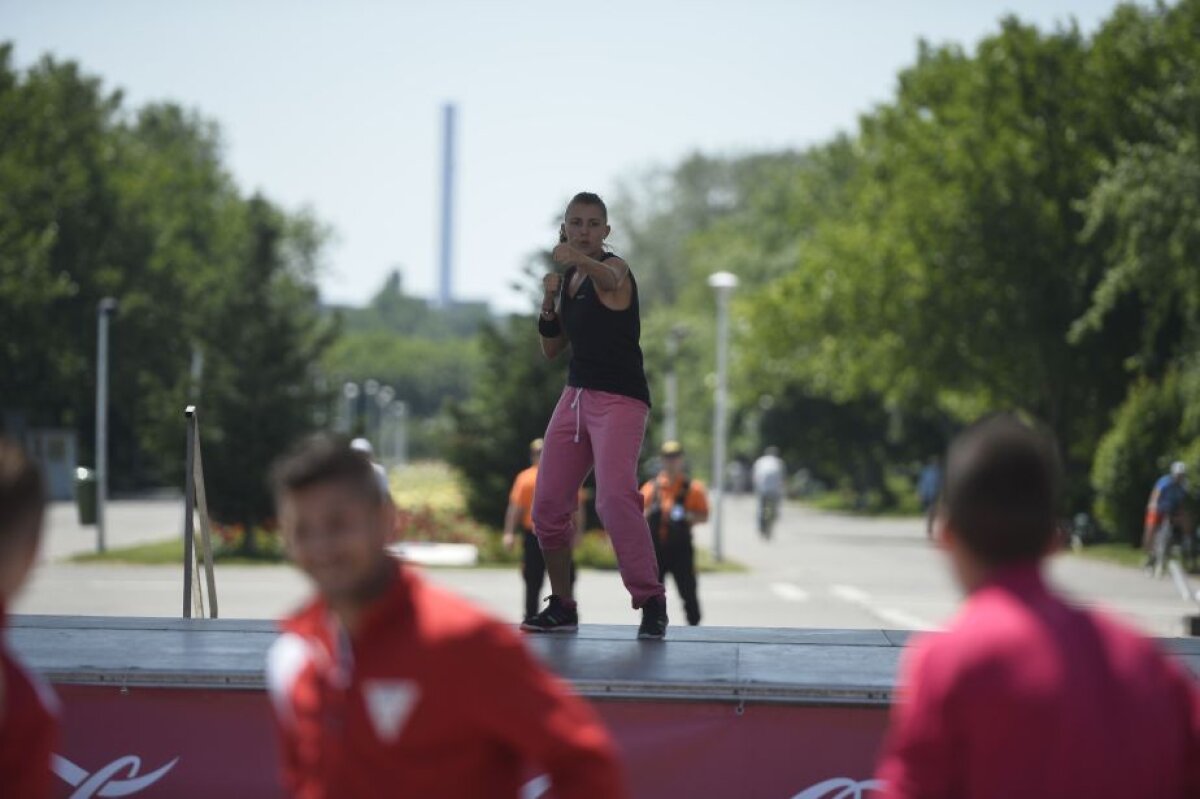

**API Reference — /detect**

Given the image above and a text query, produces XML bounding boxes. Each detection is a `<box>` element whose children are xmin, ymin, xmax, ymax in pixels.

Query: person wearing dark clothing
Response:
<box><xmin>503</xmin><ymin>439</ymin><xmax>581</xmax><ymax>621</ymax></box>
<box><xmin>641</xmin><ymin>441</ymin><xmax>709</xmax><ymax>626</ymax></box>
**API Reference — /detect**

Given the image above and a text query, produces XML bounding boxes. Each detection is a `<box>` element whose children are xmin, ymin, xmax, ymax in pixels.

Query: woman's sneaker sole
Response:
<box><xmin>520</xmin><ymin>622</ymin><xmax>578</xmax><ymax>633</ymax></box>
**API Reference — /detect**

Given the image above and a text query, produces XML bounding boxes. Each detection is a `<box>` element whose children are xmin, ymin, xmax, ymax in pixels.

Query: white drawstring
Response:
<box><xmin>570</xmin><ymin>388</ymin><xmax>583</xmax><ymax>443</ymax></box>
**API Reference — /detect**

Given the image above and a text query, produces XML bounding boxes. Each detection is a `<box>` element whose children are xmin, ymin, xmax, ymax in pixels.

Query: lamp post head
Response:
<box><xmin>98</xmin><ymin>297</ymin><xmax>119</xmax><ymax>316</ymax></box>
<box><xmin>707</xmin><ymin>272</ymin><xmax>738</xmax><ymax>297</ymax></box>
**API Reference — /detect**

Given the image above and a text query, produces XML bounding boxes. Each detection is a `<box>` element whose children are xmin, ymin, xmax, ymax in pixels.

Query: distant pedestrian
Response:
<box><xmin>0</xmin><ymin>438</ymin><xmax>58</xmax><ymax>799</ymax></box>
<box><xmin>267</xmin><ymin>435</ymin><xmax>626</xmax><ymax>799</ymax></box>
<box><xmin>752</xmin><ymin>446</ymin><xmax>786</xmax><ymax>539</ymax></box>
<box><xmin>916</xmin><ymin>456</ymin><xmax>942</xmax><ymax>538</ymax></box>
<box><xmin>875</xmin><ymin>415</ymin><xmax>1200</xmax><ymax>799</ymax></box>
<box><xmin>641</xmin><ymin>441</ymin><xmax>709</xmax><ymax>625</ymax></box>
<box><xmin>503</xmin><ymin>439</ymin><xmax>581</xmax><ymax>622</ymax></box>
<box><xmin>350</xmin><ymin>437</ymin><xmax>392</xmax><ymax>503</ymax></box>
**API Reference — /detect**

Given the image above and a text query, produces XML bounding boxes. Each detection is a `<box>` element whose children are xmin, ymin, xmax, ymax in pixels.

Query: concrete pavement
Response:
<box><xmin>15</xmin><ymin>495</ymin><xmax>1199</xmax><ymax>637</ymax></box>
<box><xmin>39</xmin><ymin>497</ymin><xmax>183</xmax><ymax>561</ymax></box>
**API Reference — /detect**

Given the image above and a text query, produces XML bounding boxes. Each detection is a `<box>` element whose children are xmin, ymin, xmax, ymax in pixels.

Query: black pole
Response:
<box><xmin>183</xmin><ymin>406</ymin><xmax>197</xmax><ymax>618</ymax></box>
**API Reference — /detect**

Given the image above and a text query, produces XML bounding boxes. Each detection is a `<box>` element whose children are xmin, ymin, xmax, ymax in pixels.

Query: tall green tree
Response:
<box><xmin>444</xmin><ymin>255</ymin><xmax>568</xmax><ymax>525</ymax></box>
<box><xmin>199</xmin><ymin>195</ymin><xmax>337</xmax><ymax>551</ymax></box>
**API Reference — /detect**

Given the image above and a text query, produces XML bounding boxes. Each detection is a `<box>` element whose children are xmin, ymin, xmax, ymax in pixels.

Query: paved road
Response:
<box><xmin>39</xmin><ymin>497</ymin><xmax>184</xmax><ymax>561</ymax></box>
<box><xmin>16</xmin><ymin>496</ymin><xmax>1199</xmax><ymax>637</ymax></box>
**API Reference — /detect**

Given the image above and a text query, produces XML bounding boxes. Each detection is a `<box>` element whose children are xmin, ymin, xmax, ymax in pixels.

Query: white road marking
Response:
<box><xmin>830</xmin><ymin>584</ymin><xmax>871</xmax><ymax>604</ymax></box>
<box><xmin>769</xmin><ymin>582</ymin><xmax>810</xmax><ymax>602</ymax></box>
<box><xmin>876</xmin><ymin>608</ymin><xmax>936</xmax><ymax>631</ymax></box>
<box><xmin>830</xmin><ymin>584</ymin><xmax>935</xmax><ymax>631</ymax></box>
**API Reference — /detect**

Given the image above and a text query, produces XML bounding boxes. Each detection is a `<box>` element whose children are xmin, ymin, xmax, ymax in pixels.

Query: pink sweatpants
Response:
<box><xmin>532</xmin><ymin>387</ymin><xmax>665</xmax><ymax>608</ymax></box>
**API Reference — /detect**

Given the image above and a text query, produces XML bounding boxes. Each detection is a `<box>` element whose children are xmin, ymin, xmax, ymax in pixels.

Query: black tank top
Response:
<box><xmin>559</xmin><ymin>254</ymin><xmax>652</xmax><ymax>407</ymax></box>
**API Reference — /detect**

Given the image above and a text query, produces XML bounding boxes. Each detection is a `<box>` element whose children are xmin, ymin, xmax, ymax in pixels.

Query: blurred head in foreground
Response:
<box><xmin>0</xmin><ymin>438</ymin><xmax>45</xmax><ymax>603</ymax></box>
<box><xmin>934</xmin><ymin>413</ymin><xmax>1062</xmax><ymax>593</ymax></box>
<box><xmin>272</xmin><ymin>435</ymin><xmax>394</xmax><ymax>606</ymax></box>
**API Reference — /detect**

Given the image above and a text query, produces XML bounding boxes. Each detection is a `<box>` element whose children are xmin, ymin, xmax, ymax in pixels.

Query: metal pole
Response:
<box><xmin>664</xmin><ymin>328</ymin><xmax>680</xmax><ymax>443</ymax></box>
<box><xmin>95</xmin><ymin>298</ymin><xmax>117</xmax><ymax>553</ymax></box>
<box><xmin>183</xmin><ymin>406</ymin><xmax>196</xmax><ymax>619</ymax></box>
<box><xmin>343</xmin><ymin>382</ymin><xmax>360</xmax><ymax>435</ymax></box>
<box><xmin>394</xmin><ymin>401</ymin><xmax>409</xmax><ymax>467</ymax></box>
<box><xmin>364</xmin><ymin>379</ymin><xmax>380</xmax><ymax>450</ymax></box>
<box><xmin>377</xmin><ymin>386</ymin><xmax>395</xmax><ymax>454</ymax></box>
<box><xmin>707</xmin><ymin>273</ymin><xmax>737</xmax><ymax>563</ymax></box>
<box><xmin>438</xmin><ymin>103</ymin><xmax>456</xmax><ymax>309</ymax></box>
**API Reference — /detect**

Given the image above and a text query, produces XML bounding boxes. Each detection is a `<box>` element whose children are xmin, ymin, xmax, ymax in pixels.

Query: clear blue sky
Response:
<box><xmin>2</xmin><ymin>0</ymin><xmax>1127</xmax><ymax>312</ymax></box>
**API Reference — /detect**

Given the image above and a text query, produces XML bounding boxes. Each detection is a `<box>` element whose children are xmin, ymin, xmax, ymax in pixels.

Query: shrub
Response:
<box><xmin>1091</xmin><ymin>373</ymin><xmax>1188</xmax><ymax>545</ymax></box>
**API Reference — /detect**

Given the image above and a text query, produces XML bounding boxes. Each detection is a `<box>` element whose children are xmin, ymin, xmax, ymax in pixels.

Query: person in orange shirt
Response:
<box><xmin>503</xmin><ymin>439</ymin><xmax>582</xmax><ymax>622</ymax></box>
<box><xmin>640</xmin><ymin>441</ymin><xmax>709</xmax><ymax>626</ymax></box>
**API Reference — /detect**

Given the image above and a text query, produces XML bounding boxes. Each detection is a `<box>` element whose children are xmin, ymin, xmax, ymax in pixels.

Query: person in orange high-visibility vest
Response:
<box><xmin>640</xmin><ymin>441</ymin><xmax>709</xmax><ymax>626</ymax></box>
<box><xmin>503</xmin><ymin>440</ymin><xmax>582</xmax><ymax>622</ymax></box>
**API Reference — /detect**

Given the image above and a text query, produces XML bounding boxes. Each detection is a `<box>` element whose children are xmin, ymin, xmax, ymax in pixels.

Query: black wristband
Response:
<box><xmin>538</xmin><ymin>315</ymin><xmax>562</xmax><ymax>338</ymax></box>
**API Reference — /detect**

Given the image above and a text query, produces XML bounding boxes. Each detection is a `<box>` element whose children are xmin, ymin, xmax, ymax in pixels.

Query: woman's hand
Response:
<box><xmin>542</xmin><ymin>273</ymin><xmax>562</xmax><ymax>314</ymax></box>
<box><xmin>551</xmin><ymin>243</ymin><xmax>579</xmax><ymax>268</ymax></box>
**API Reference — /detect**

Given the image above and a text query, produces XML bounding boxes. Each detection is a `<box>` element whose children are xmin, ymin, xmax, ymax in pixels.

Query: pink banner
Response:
<box><xmin>50</xmin><ymin>685</ymin><xmax>889</xmax><ymax>798</ymax></box>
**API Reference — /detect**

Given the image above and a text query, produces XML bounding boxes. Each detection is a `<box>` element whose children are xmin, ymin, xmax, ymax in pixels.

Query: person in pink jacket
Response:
<box><xmin>876</xmin><ymin>414</ymin><xmax>1200</xmax><ymax>799</ymax></box>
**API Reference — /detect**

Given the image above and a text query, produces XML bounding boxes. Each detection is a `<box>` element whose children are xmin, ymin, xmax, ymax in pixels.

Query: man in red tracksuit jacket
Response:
<box><xmin>0</xmin><ymin>439</ymin><xmax>58</xmax><ymax>799</ymax></box>
<box><xmin>875</xmin><ymin>415</ymin><xmax>1200</xmax><ymax>799</ymax></box>
<box><xmin>267</xmin><ymin>435</ymin><xmax>626</xmax><ymax>799</ymax></box>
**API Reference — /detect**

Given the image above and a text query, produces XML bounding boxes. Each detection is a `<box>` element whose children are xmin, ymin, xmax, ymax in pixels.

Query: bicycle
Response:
<box><xmin>1147</xmin><ymin>513</ymin><xmax>1197</xmax><ymax>579</ymax></box>
<box><xmin>757</xmin><ymin>492</ymin><xmax>780</xmax><ymax>540</ymax></box>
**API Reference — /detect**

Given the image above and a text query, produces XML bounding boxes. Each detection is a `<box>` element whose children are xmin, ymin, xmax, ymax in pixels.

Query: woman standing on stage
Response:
<box><xmin>522</xmin><ymin>192</ymin><xmax>668</xmax><ymax>640</ymax></box>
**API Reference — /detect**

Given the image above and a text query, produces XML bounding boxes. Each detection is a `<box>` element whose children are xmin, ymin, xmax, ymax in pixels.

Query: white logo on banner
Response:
<box><xmin>53</xmin><ymin>754</ymin><xmax>179</xmax><ymax>798</ymax></box>
<box><xmin>520</xmin><ymin>775</ymin><xmax>885</xmax><ymax>799</ymax></box>
<box><xmin>363</xmin><ymin>679</ymin><xmax>421</xmax><ymax>742</ymax></box>
<box><xmin>521</xmin><ymin>774</ymin><xmax>552</xmax><ymax>799</ymax></box>
<box><xmin>790</xmin><ymin>777</ymin><xmax>886</xmax><ymax>799</ymax></box>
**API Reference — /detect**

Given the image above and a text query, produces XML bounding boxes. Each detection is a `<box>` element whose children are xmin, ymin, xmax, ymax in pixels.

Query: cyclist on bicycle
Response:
<box><xmin>752</xmin><ymin>446</ymin><xmax>786</xmax><ymax>539</ymax></box>
<box><xmin>1143</xmin><ymin>461</ymin><xmax>1188</xmax><ymax>570</ymax></box>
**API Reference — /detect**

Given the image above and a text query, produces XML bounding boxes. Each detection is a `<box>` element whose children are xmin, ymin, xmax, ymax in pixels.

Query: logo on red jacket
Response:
<box><xmin>363</xmin><ymin>679</ymin><xmax>421</xmax><ymax>742</ymax></box>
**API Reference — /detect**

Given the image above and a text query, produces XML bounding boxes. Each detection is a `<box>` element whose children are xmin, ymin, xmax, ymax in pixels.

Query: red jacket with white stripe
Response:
<box><xmin>267</xmin><ymin>562</ymin><xmax>626</xmax><ymax>799</ymax></box>
<box><xmin>0</xmin><ymin>604</ymin><xmax>59</xmax><ymax>799</ymax></box>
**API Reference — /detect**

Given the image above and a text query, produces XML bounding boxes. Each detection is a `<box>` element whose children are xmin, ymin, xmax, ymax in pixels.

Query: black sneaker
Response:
<box><xmin>521</xmin><ymin>595</ymin><xmax>579</xmax><ymax>633</ymax></box>
<box><xmin>637</xmin><ymin>596</ymin><xmax>669</xmax><ymax>640</ymax></box>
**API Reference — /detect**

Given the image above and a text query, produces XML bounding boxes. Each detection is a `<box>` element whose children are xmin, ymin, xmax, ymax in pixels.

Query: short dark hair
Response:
<box><xmin>565</xmin><ymin>192</ymin><xmax>607</xmax><ymax>221</ymax></box>
<box><xmin>0</xmin><ymin>438</ymin><xmax>45</xmax><ymax>549</ymax></box>
<box><xmin>941</xmin><ymin>414</ymin><xmax>1062</xmax><ymax>565</ymax></box>
<box><xmin>271</xmin><ymin>435</ymin><xmax>383</xmax><ymax>505</ymax></box>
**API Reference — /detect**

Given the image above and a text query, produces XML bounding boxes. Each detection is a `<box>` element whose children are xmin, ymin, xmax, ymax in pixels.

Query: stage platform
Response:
<box><xmin>9</xmin><ymin>615</ymin><xmax>1200</xmax><ymax>701</ymax></box>
<box><xmin>8</xmin><ymin>616</ymin><xmax>1200</xmax><ymax>798</ymax></box>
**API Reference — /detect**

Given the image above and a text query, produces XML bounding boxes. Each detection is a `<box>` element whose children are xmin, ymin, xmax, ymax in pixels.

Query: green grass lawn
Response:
<box><xmin>72</xmin><ymin>532</ymin><xmax>747</xmax><ymax>573</ymax></box>
<box><xmin>1070</xmin><ymin>542</ymin><xmax>1147</xmax><ymax>569</ymax></box>
<box><xmin>72</xmin><ymin>461</ymin><xmax>748</xmax><ymax>573</ymax></box>
<box><xmin>802</xmin><ymin>471</ymin><xmax>926</xmax><ymax>517</ymax></box>
<box><xmin>71</xmin><ymin>537</ymin><xmax>285</xmax><ymax>566</ymax></box>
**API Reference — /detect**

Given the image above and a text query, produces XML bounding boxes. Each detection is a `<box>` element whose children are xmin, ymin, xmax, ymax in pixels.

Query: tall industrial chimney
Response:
<box><xmin>437</xmin><ymin>103</ymin><xmax>456</xmax><ymax>309</ymax></box>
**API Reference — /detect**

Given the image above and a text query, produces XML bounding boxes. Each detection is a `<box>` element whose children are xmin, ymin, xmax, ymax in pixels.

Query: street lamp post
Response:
<box><xmin>342</xmin><ymin>382</ymin><xmax>360</xmax><ymax>435</ymax></box>
<box><xmin>376</xmin><ymin>386</ymin><xmax>395</xmax><ymax>458</ymax></box>
<box><xmin>95</xmin><ymin>297</ymin><xmax>118</xmax><ymax>553</ymax></box>
<box><xmin>364</xmin><ymin>379</ymin><xmax>380</xmax><ymax>447</ymax></box>
<box><xmin>707</xmin><ymin>272</ymin><xmax>738</xmax><ymax>563</ymax></box>
<box><xmin>392</xmin><ymin>401</ymin><xmax>409</xmax><ymax>468</ymax></box>
<box><xmin>664</xmin><ymin>325</ymin><xmax>686</xmax><ymax>443</ymax></box>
